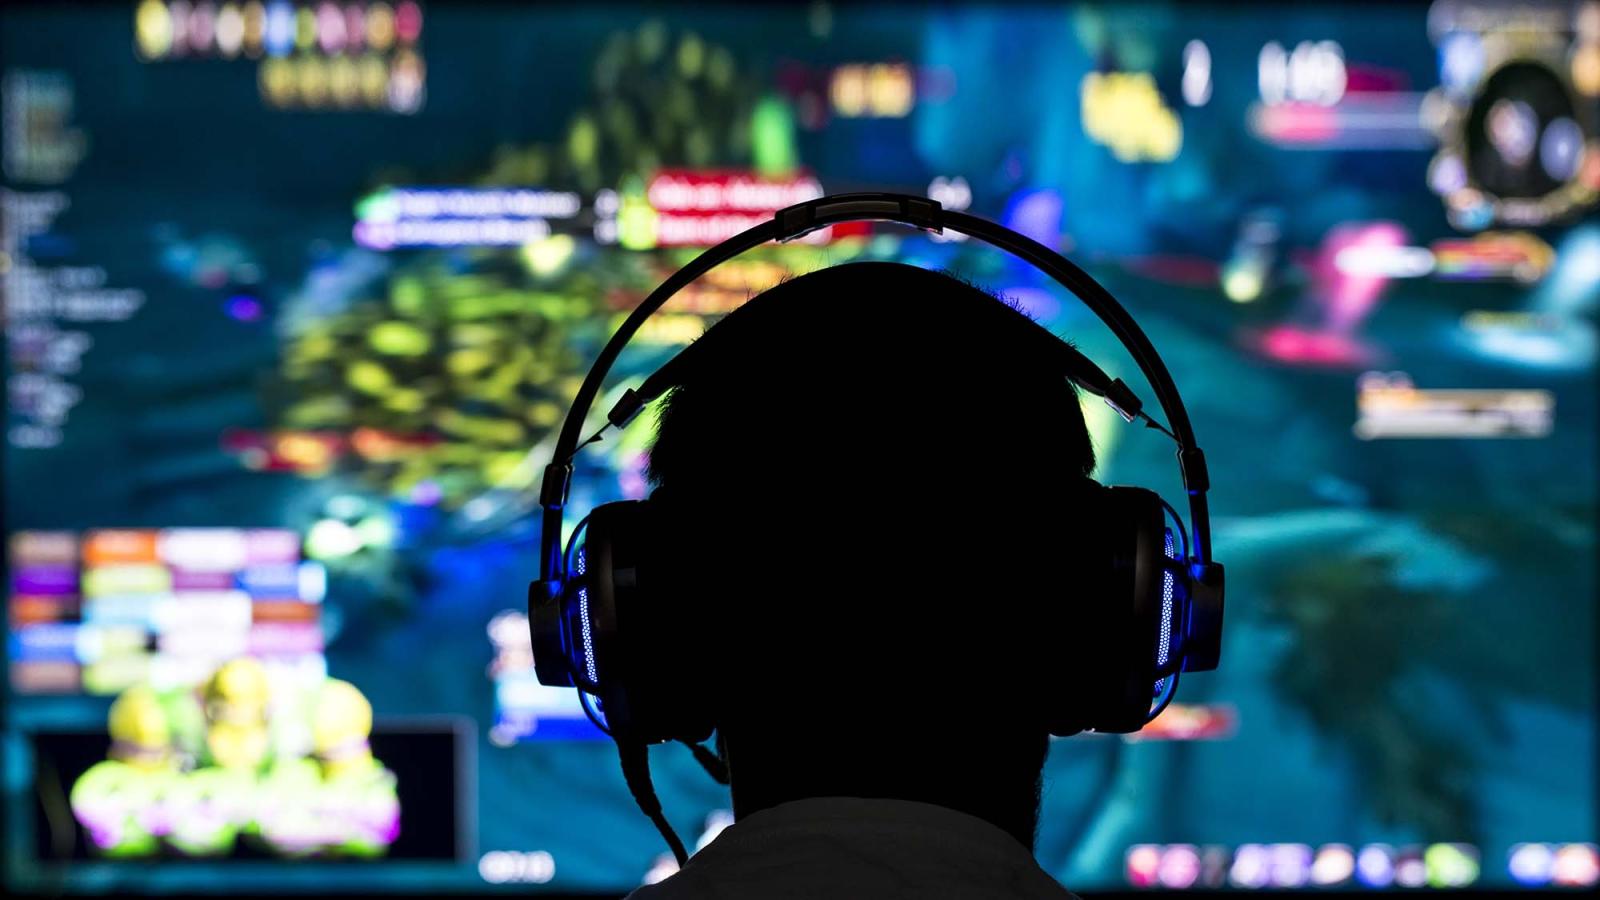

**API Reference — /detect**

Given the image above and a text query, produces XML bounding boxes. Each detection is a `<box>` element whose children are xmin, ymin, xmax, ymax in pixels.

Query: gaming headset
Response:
<box><xmin>527</xmin><ymin>193</ymin><xmax>1224</xmax><ymax>863</ymax></box>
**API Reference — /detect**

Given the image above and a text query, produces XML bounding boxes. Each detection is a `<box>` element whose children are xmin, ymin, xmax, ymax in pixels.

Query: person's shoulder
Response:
<box><xmin>627</xmin><ymin>873</ymin><xmax>1080</xmax><ymax>900</ymax></box>
<box><xmin>623</xmin><ymin>872</ymin><xmax>706</xmax><ymax>900</ymax></box>
<box><xmin>623</xmin><ymin>879</ymin><xmax>668</xmax><ymax>899</ymax></box>
<box><xmin>621</xmin><ymin>797</ymin><xmax>1083</xmax><ymax>900</ymax></box>
<box><xmin>624</xmin><ymin>869</ymin><xmax>1079</xmax><ymax>900</ymax></box>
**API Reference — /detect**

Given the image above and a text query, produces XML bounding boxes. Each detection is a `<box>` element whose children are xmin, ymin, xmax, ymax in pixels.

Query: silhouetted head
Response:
<box><xmin>646</xmin><ymin>261</ymin><xmax>1099</xmax><ymax>848</ymax></box>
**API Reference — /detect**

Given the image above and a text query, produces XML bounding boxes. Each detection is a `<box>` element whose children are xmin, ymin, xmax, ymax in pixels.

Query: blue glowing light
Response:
<box><xmin>1438</xmin><ymin>33</ymin><xmax>1485</xmax><ymax>94</ymax></box>
<box><xmin>577</xmin><ymin>585</ymin><xmax>598</xmax><ymax>684</ymax></box>
<box><xmin>580</xmin><ymin>690</ymin><xmax>611</xmax><ymax>733</ymax></box>
<box><xmin>1507</xmin><ymin>843</ymin><xmax>1554</xmax><ymax>887</ymax></box>
<box><xmin>573</xmin><ymin>543</ymin><xmax>597</xmax><ymax>683</ymax></box>
<box><xmin>1001</xmin><ymin>188</ymin><xmax>1064</xmax><ymax>251</ymax></box>
<box><xmin>409</xmin><ymin>480</ymin><xmax>442</xmax><ymax>506</ymax></box>
<box><xmin>1356</xmin><ymin>845</ymin><xmax>1396</xmax><ymax>888</ymax></box>
<box><xmin>264</xmin><ymin>1</ymin><xmax>295</xmax><ymax>57</ymax></box>
<box><xmin>576</xmin><ymin>538</ymin><xmax>601</xmax><ymax>679</ymax></box>
<box><xmin>1158</xmin><ymin>528</ymin><xmax>1176</xmax><ymax>668</ymax></box>
<box><xmin>1151</xmin><ymin>673</ymin><xmax>1174</xmax><ymax>702</ymax></box>
<box><xmin>225</xmin><ymin>295</ymin><xmax>263</xmax><ymax>322</ymax></box>
<box><xmin>1535</xmin><ymin>225</ymin><xmax>1600</xmax><ymax>316</ymax></box>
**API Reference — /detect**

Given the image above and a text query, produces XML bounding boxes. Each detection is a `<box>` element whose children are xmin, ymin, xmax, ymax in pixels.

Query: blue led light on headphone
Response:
<box><xmin>572</xmin><ymin>543</ymin><xmax>600</xmax><ymax>684</ymax></box>
<box><xmin>580</xmin><ymin>689</ymin><xmax>610</xmax><ymax>733</ymax></box>
<box><xmin>577</xmin><ymin>586</ymin><xmax>598</xmax><ymax>685</ymax></box>
<box><xmin>1159</xmin><ymin>528</ymin><xmax>1176</xmax><ymax>669</ymax></box>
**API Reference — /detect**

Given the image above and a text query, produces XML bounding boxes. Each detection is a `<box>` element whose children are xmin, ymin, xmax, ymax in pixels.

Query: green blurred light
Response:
<box><xmin>1222</xmin><ymin>263</ymin><xmax>1264</xmax><ymax>303</ymax></box>
<box><xmin>353</xmin><ymin>514</ymin><xmax>396</xmax><ymax>549</ymax></box>
<box><xmin>567</xmin><ymin>116</ymin><xmax>599</xmax><ymax>167</ymax></box>
<box><xmin>677</xmin><ymin>34</ymin><xmax>704</xmax><ymax>77</ymax></box>
<box><xmin>355</xmin><ymin>189</ymin><xmax>399</xmax><ymax>223</ymax></box>
<box><xmin>1425</xmin><ymin>844</ymin><xmax>1479</xmax><ymax>888</ymax></box>
<box><xmin>346</xmin><ymin>360</ymin><xmax>394</xmax><ymax>395</ymax></box>
<box><xmin>751</xmin><ymin>95</ymin><xmax>799</xmax><ymax>177</ymax></box>
<box><xmin>1081</xmin><ymin>386</ymin><xmax>1124</xmax><ymax>465</ymax></box>
<box><xmin>706</xmin><ymin>47</ymin><xmax>734</xmax><ymax>90</ymax></box>
<box><xmin>637</xmin><ymin>20</ymin><xmax>667</xmax><ymax>63</ymax></box>
<box><xmin>306</xmin><ymin>519</ymin><xmax>362</xmax><ymax>560</ymax></box>
<box><xmin>522</xmin><ymin>234</ymin><xmax>576</xmax><ymax>277</ymax></box>
<box><xmin>389</xmin><ymin>277</ymin><xmax>427</xmax><ymax>316</ymax></box>
<box><xmin>368</xmin><ymin>321</ymin><xmax>432</xmax><ymax>356</ymax></box>
<box><xmin>618</xmin><ymin>194</ymin><xmax>659</xmax><ymax>251</ymax></box>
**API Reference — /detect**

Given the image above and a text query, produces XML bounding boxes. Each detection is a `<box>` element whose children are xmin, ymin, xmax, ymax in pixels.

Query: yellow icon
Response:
<box><xmin>108</xmin><ymin>684</ymin><xmax>173</xmax><ymax>771</ymax></box>
<box><xmin>296</xmin><ymin>54</ymin><xmax>330</xmax><ymax>108</ymax></box>
<box><xmin>241</xmin><ymin>1</ymin><xmax>265</xmax><ymax>57</ymax></box>
<box><xmin>329</xmin><ymin>55</ymin><xmax>360</xmax><ymax>107</ymax></box>
<box><xmin>1573</xmin><ymin>44</ymin><xmax>1600</xmax><ymax>97</ymax></box>
<box><xmin>259</xmin><ymin>56</ymin><xmax>295</xmax><ymax>106</ymax></box>
<box><xmin>366</xmin><ymin>2</ymin><xmax>396</xmax><ymax>51</ymax></box>
<box><xmin>203</xmin><ymin>658</ymin><xmax>272</xmax><ymax>771</ymax></box>
<box><xmin>135</xmin><ymin>0</ymin><xmax>174</xmax><ymax>60</ymax></box>
<box><xmin>359</xmin><ymin>54</ymin><xmax>389</xmax><ymax>106</ymax></box>
<box><xmin>831</xmin><ymin>65</ymin><xmax>867</xmax><ymax>117</ymax></box>
<box><xmin>1080</xmin><ymin>71</ymin><xmax>1184</xmax><ymax>162</ymax></box>
<box><xmin>867</xmin><ymin>63</ymin><xmax>914</xmax><ymax>117</ymax></box>
<box><xmin>311</xmin><ymin>678</ymin><xmax>376</xmax><ymax>780</ymax></box>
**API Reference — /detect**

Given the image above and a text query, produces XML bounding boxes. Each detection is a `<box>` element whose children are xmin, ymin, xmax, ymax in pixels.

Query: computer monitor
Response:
<box><xmin>3</xmin><ymin>1</ymin><xmax>1596</xmax><ymax>894</ymax></box>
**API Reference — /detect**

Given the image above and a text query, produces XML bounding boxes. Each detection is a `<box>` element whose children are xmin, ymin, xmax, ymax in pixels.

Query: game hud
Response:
<box><xmin>2</xmin><ymin>0</ymin><xmax>1597</xmax><ymax>894</ymax></box>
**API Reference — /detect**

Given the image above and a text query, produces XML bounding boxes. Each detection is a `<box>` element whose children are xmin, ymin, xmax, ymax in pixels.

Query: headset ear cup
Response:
<box><xmin>1048</xmin><ymin>485</ymin><xmax>1169</xmax><ymax>735</ymax></box>
<box><xmin>1103</xmin><ymin>486</ymin><xmax>1172</xmax><ymax>733</ymax></box>
<box><xmin>561</xmin><ymin>505</ymin><xmax>622</xmax><ymax>721</ymax></box>
<box><xmin>579</xmin><ymin>499</ymin><xmax>713</xmax><ymax>745</ymax></box>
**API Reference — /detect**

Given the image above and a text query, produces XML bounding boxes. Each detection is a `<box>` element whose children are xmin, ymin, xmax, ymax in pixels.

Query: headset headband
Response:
<box><xmin>538</xmin><ymin>193</ymin><xmax>1214</xmax><ymax>593</ymax></box>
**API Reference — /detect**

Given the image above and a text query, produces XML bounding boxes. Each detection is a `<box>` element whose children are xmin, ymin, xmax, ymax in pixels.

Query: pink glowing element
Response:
<box><xmin>1342</xmin><ymin>64</ymin><xmax>1410</xmax><ymax>94</ymax></box>
<box><xmin>1122</xmin><ymin>254</ymin><xmax>1221</xmax><ymax>287</ymax></box>
<box><xmin>1241</xmin><ymin>221</ymin><xmax>1403</xmax><ymax>368</ymax></box>
<box><xmin>316</xmin><ymin>3</ymin><xmax>345</xmax><ymax>54</ymax></box>
<box><xmin>396</xmin><ymin>2</ymin><xmax>423</xmax><ymax>43</ymax></box>
<box><xmin>1314</xmin><ymin>222</ymin><xmax>1409</xmax><ymax>334</ymax></box>
<box><xmin>1254</xmin><ymin>103</ymin><xmax>1339</xmax><ymax>143</ymax></box>
<box><xmin>377</xmin><ymin>810</ymin><xmax>402</xmax><ymax>844</ymax></box>
<box><xmin>409</xmin><ymin>480</ymin><xmax>442</xmax><ymax>506</ymax></box>
<box><xmin>1244</xmin><ymin>324</ymin><xmax>1382</xmax><ymax>368</ymax></box>
<box><xmin>618</xmin><ymin>453</ymin><xmax>650</xmax><ymax>500</ymax></box>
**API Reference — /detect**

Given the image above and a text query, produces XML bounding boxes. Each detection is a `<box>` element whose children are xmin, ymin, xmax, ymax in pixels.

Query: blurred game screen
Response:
<box><xmin>2</xmin><ymin>0</ymin><xmax>1596</xmax><ymax>894</ymax></box>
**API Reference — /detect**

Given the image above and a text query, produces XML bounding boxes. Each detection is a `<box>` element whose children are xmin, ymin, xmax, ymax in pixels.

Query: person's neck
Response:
<box><xmin>724</xmin><ymin>739</ymin><xmax>1042</xmax><ymax>850</ymax></box>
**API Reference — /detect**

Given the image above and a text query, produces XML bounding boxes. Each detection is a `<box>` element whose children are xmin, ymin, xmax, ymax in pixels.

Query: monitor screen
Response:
<box><xmin>3</xmin><ymin>0</ymin><xmax>1596</xmax><ymax>894</ymax></box>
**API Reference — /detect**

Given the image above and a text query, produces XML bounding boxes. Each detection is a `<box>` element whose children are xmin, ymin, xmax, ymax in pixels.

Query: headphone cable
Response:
<box><xmin>678</xmin><ymin>738</ymin><xmax>730</xmax><ymax>784</ymax></box>
<box><xmin>1138</xmin><ymin>411</ymin><xmax>1178</xmax><ymax>443</ymax></box>
<box><xmin>618</xmin><ymin>740</ymin><xmax>690</xmax><ymax>868</ymax></box>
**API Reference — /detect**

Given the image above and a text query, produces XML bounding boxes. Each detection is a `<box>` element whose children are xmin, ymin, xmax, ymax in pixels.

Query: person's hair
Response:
<box><xmin>645</xmin><ymin>261</ymin><xmax>1099</xmax><ymax>848</ymax></box>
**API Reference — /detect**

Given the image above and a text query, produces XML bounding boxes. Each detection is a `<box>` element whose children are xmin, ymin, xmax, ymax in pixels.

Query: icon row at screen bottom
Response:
<box><xmin>1126</xmin><ymin>841</ymin><xmax>1599</xmax><ymax>890</ymax></box>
